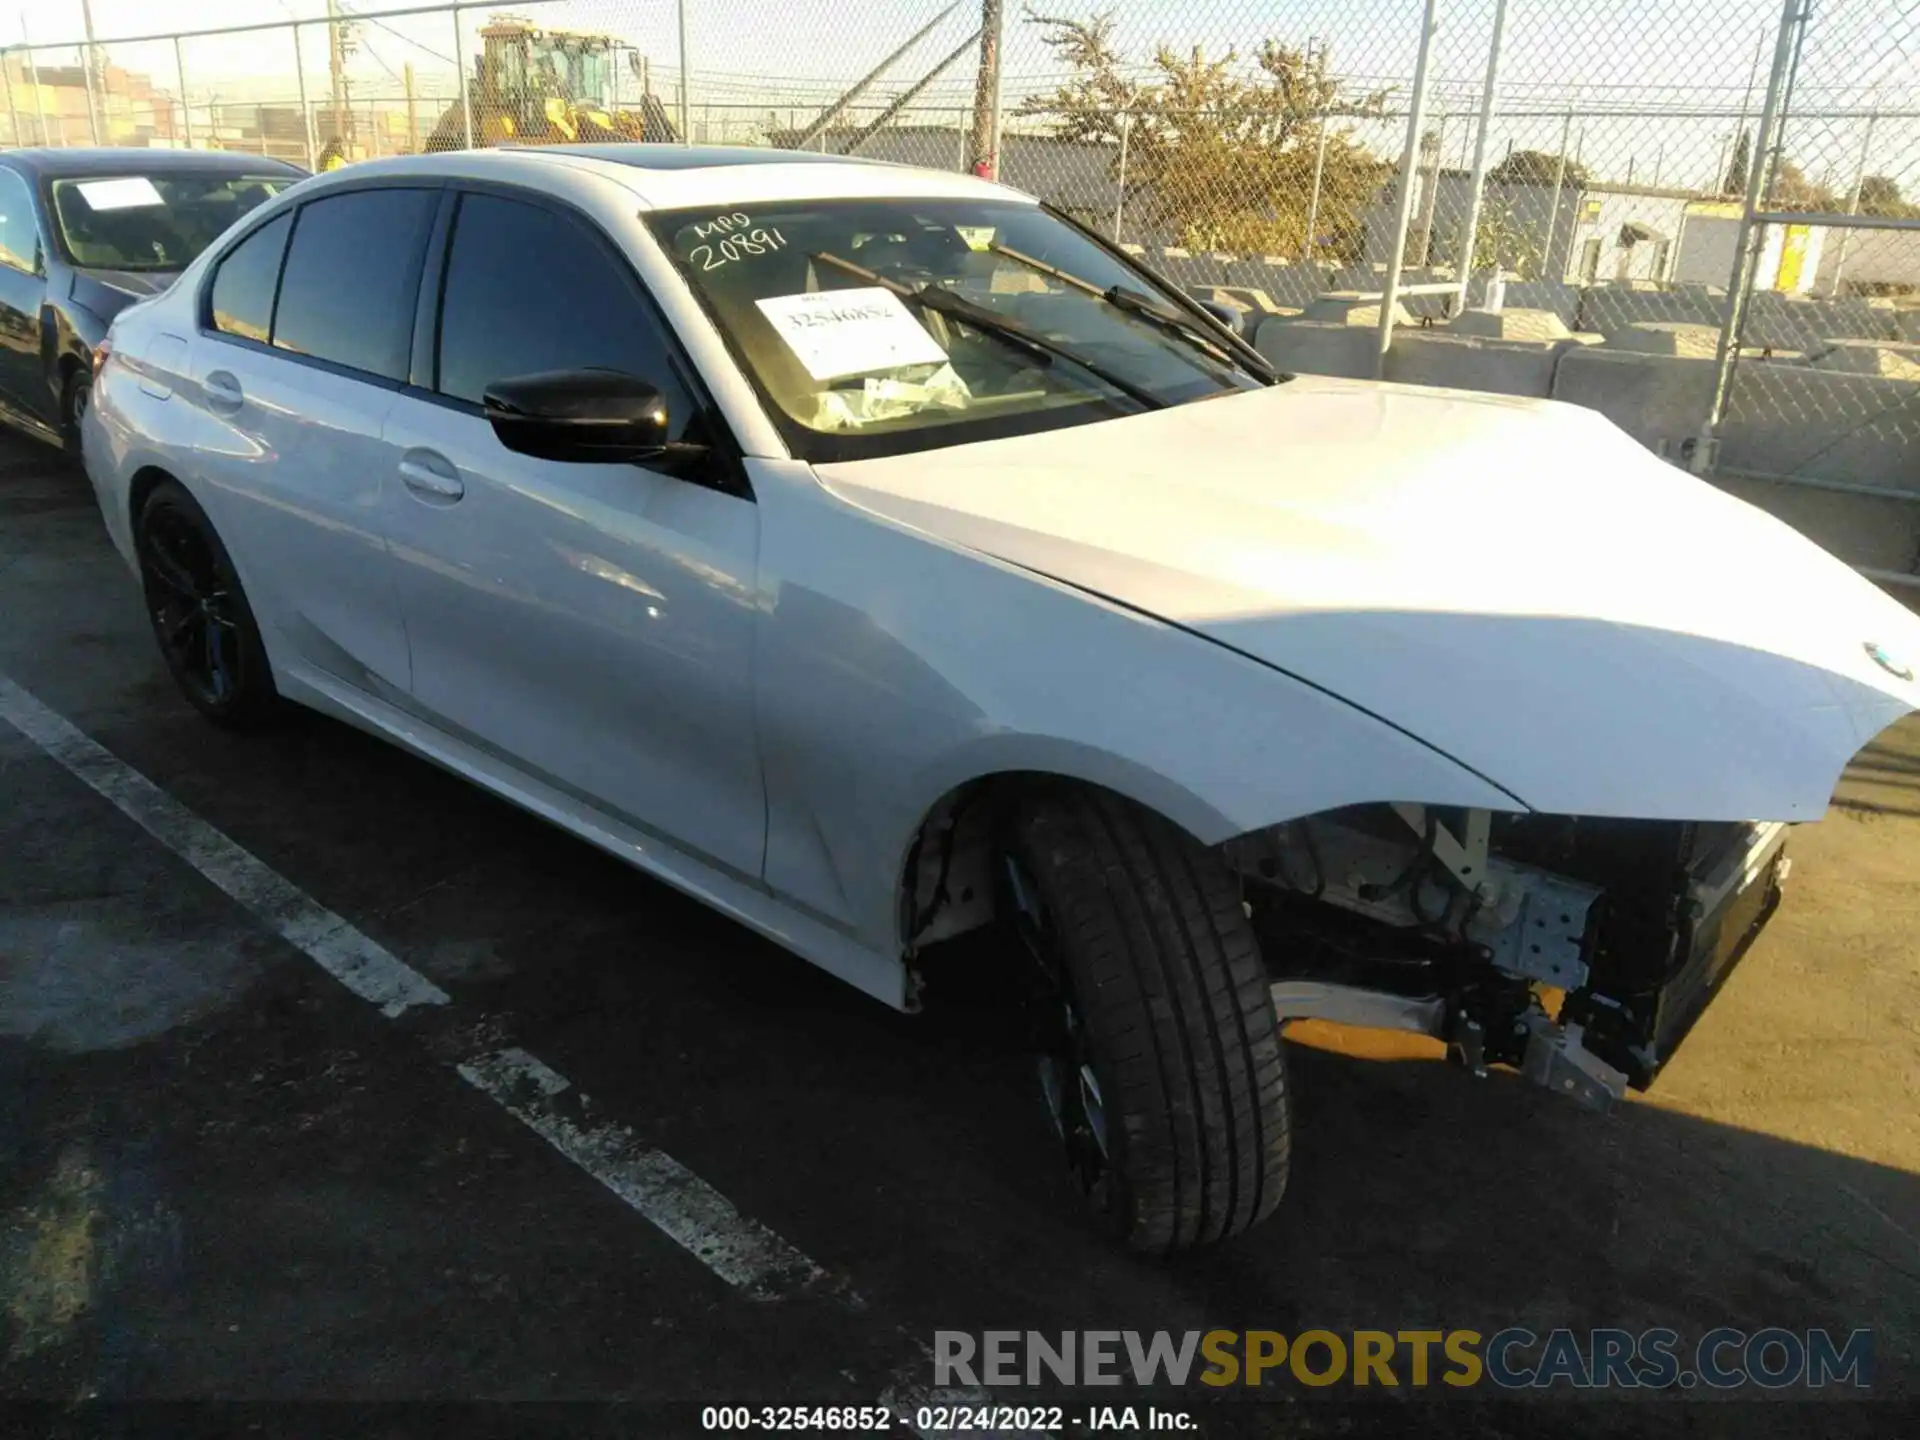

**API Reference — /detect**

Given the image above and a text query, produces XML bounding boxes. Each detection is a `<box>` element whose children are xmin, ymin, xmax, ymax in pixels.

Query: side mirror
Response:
<box><xmin>483</xmin><ymin>368</ymin><xmax>671</xmax><ymax>463</ymax></box>
<box><xmin>1197</xmin><ymin>299</ymin><xmax>1247</xmax><ymax>336</ymax></box>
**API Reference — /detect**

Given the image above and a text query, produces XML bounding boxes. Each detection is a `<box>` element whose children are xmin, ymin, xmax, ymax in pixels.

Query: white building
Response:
<box><xmin>1366</xmin><ymin>174</ymin><xmax>1700</xmax><ymax>286</ymax></box>
<box><xmin>1670</xmin><ymin>202</ymin><xmax>1826</xmax><ymax>295</ymax></box>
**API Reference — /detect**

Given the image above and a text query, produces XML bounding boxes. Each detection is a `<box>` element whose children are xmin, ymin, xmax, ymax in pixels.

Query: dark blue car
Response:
<box><xmin>0</xmin><ymin>147</ymin><xmax>305</xmax><ymax>453</ymax></box>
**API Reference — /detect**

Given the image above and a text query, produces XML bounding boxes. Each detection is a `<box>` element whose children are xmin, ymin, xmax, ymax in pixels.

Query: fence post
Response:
<box><xmin>1111</xmin><ymin>109</ymin><xmax>1130</xmax><ymax>240</ymax></box>
<box><xmin>293</xmin><ymin>23</ymin><xmax>316</xmax><ymax>169</ymax></box>
<box><xmin>1544</xmin><ymin>111</ymin><xmax>1573</xmax><ymax>278</ymax></box>
<box><xmin>175</xmin><ymin>36</ymin><xmax>191</xmax><ymax>148</ymax></box>
<box><xmin>1375</xmin><ymin>0</ymin><xmax>1440</xmax><ymax>378</ymax></box>
<box><xmin>677</xmin><ymin>0</ymin><xmax>691</xmax><ymax>144</ymax></box>
<box><xmin>1304</xmin><ymin>111</ymin><xmax>1329</xmax><ymax>263</ymax></box>
<box><xmin>1827</xmin><ymin>112</ymin><xmax>1878</xmax><ymax>296</ymax></box>
<box><xmin>454</xmin><ymin>5</ymin><xmax>473</xmax><ymax>148</ymax></box>
<box><xmin>1453</xmin><ymin>0</ymin><xmax>1509</xmax><ymax>312</ymax></box>
<box><xmin>1411</xmin><ymin>111</ymin><xmax>1446</xmax><ymax>265</ymax></box>
<box><xmin>1698</xmin><ymin>0</ymin><xmax>1808</xmax><ymax>474</ymax></box>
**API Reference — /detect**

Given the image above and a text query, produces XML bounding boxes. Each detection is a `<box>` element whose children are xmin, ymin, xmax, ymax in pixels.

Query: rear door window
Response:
<box><xmin>208</xmin><ymin>211</ymin><xmax>291</xmax><ymax>343</ymax></box>
<box><xmin>0</xmin><ymin>168</ymin><xmax>39</xmax><ymax>273</ymax></box>
<box><xmin>272</xmin><ymin>188</ymin><xmax>437</xmax><ymax>381</ymax></box>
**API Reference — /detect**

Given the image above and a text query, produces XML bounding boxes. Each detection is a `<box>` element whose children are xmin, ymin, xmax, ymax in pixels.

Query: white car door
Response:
<box><xmin>187</xmin><ymin>185</ymin><xmax>440</xmax><ymax>695</ymax></box>
<box><xmin>379</xmin><ymin>187</ymin><xmax>766</xmax><ymax>880</ymax></box>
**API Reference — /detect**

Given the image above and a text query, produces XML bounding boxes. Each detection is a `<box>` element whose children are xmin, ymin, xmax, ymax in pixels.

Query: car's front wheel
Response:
<box><xmin>1001</xmin><ymin>789</ymin><xmax>1290</xmax><ymax>1252</ymax></box>
<box><xmin>135</xmin><ymin>479</ymin><xmax>281</xmax><ymax>729</ymax></box>
<box><xmin>60</xmin><ymin>367</ymin><xmax>91</xmax><ymax>459</ymax></box>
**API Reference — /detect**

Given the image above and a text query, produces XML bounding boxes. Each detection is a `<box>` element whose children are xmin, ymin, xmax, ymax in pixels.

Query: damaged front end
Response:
<box><xmin>1224</xmin><ymin>804</ymin><xmax>1793</xmax><ymax>1111</ymax></box>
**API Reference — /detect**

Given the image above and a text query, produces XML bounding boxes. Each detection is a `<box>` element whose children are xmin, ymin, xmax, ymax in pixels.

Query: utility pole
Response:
<box><xmin>967</xmin><ymin>0</ymin><xmax>1003</xmax><ymax>176</ymax></box>
<box><xmin>403</xmin><ymin>61</ymin><xmax>416</xmax><ymax>153</ymax></box>
<box><xmin>79</xmin><ymin>0</ymin><xmax>102</xmax><ymax>143</ymax></box>
<box><xmin>326</xmin><ymin>0</ymin><xmax>350</xmax><ymax>152</ymax></box>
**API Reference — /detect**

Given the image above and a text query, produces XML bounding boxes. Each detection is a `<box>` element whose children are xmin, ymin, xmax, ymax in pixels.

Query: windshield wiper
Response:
<box><xmin>987</xmin><ymin>243</ymin><xmax>1283</xmax><ymax>384</ymax></box>
<box><xmin>809</xmin><ymin>251</ymin><xmax>1166</xmax><ymax>411</ymax></box>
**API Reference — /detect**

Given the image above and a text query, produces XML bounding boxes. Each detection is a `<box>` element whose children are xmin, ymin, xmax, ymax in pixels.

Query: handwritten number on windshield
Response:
<box><xmin>689</xmin><ymin>224</ymin><xmax>787</xmax><ymax>272</ymax></box>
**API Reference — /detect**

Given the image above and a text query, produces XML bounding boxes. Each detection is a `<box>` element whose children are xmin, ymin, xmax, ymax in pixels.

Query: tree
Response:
<box><xmin>1856</xmin><ymin>173</ymin><xmax>1916</xmax><ymax>217</ymax></box>
<box><xmin>1471</xmin><ymin>192</ymin><xmax>1547</xmax><ymax>278</ymax></box>
<box><xmin>1486</xmin><ymin>149</ymin><xmax>1589</xmax><ymax>189</ymax></box>
<box><xmin>1767</xmin><ymin>155</ymin><xmax>1837</xmax><ymax>210</ymax></box>
<box><xmin>1723</xmin><ymin>128</ymin><xmax>1751</xmax><ymax>195</ymax></box>
<box><xmin>1015</xmin><ymin>9</ymin><xmax>1389</xmax><ymax>256</ymax></box>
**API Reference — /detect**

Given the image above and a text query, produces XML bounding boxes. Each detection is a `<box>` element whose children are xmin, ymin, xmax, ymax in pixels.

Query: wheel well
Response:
<box><xmin>898</xmin><ymin>772</ymin><xmax>1204</xmax><ymax>951</ymax></box>
<box><xmin>126</xmin><ymin>466</ymin><xmax>177</xmax><ymax>535</ymax></box>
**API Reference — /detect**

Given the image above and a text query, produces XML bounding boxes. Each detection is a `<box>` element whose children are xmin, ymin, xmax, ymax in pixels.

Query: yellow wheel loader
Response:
<box><xmin>425</xmin><ymin>15</ymin><xmax>679</xmax><ymax>152</ymax></box>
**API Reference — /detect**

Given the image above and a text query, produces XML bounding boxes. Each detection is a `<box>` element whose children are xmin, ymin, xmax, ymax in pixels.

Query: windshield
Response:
<box><xmin>50</xmin><ymin>173</ymin><xmax>294</xmax><ymax>272</ymax></box>
<box><xmin>646</xmin><ymin>198</ymin><xmax>1265</xmax><ymax>460</ymax></box>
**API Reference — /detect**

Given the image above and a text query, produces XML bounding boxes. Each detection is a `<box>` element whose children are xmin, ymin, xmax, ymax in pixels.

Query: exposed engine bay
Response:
<box><xmin>1223</xmin><ymin>805</ymin><xmax>1792</xmax><ymax>1110</ymax></box>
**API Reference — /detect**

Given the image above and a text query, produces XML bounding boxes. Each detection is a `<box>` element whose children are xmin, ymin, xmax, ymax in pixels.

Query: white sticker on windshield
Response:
<box><xmin>74</xmin><ymin>177</ymin><xmax>165</xmax><ymax>211</ymax></box>
<box><xmin>755</xmin><ymin>287</ymin><xmax>947</xmax><ymax>381</ymax></box>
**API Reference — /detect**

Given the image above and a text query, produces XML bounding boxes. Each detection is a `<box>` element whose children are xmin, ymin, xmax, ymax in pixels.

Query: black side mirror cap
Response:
<box><xmin>483</xmin><ymin>368</ymin><xmax>673</xmax><ymax>463</ymax></box>
<box><xmin>1197</xmin><ymin>300</ymin><xmax>1248</xmax><ymax>336</ymax></box>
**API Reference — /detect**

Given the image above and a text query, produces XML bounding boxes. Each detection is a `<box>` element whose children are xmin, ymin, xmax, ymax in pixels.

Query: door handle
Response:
<box><xmin>398</xmin><ymin>454</ymin><xmax>465</xmax><ymax>502</ymax></box>
<box><xmin>203</xmin><ymin>370</ymin><xmax>243</xmax><ymax>414</ymax></box>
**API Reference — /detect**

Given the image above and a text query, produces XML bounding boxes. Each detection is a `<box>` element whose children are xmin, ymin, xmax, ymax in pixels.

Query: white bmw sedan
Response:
<box><xmin>85</xmin><ymin>145</ymin><xmax>1920</xmax><ymax>1251</ymax></box>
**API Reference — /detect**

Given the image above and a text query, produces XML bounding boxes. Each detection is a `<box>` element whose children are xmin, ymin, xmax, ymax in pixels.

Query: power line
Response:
<box><xmin>338</xmin><ymin>2</ymin><xmax>456</xmax><ymax>67</ymax></box>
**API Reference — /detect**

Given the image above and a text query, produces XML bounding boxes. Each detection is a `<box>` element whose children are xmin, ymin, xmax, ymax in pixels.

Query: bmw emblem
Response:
<box><xmin>1865</xmin><ymin>641</ymin><xmax>1915</xmax><ymax>682</ymax></box>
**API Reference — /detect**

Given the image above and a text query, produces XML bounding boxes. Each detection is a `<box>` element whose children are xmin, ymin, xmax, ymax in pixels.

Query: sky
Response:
<box><xmin>7</xmin><ymin>0</ymin><xmax>1916</xmax><ymax>198</ymax></box>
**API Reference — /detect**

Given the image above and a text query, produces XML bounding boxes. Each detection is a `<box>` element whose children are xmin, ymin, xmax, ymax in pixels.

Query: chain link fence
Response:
<box><xmin>2</xmin><ymin>0</ymin><xmax>1916</xmax><ymax>577</ymax></box>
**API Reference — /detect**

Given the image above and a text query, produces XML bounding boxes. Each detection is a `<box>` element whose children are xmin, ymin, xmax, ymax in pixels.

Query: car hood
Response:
<box><xmin>814</xmin><ymin>376</ymin><xmax>1920</xmax><ymax>822</ymax></box>
<box><xmin>70</xmin><ymin>266</ymin><xmax>179</xmax><ymax>319</ymax></box>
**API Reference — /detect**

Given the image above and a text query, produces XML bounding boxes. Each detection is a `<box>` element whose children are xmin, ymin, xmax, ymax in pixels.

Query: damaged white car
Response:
<box><xmin>85</xmin><ymin>147</ymin><xmax>1920</xmax><ymax>1253</ymax></box>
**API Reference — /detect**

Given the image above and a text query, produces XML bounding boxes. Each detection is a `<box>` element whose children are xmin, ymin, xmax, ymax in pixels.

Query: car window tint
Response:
<box><xmin>0</xmin><ymin>169</ymin><xmax>39</xmax><ymax>273</ymax></box>
<box><xmin>209</xmin><ymin>212</ymin><xmax>292</xmax><ymax>343</ymax></box>
<box><xmin>273</xmin><ymin>189</ymin><xmax>435</xmax><ymax>381</ymax></box>
<box><xmin>437</xmin><ymin>192</ymin><xmax>690</xmax><ymax>434</ymax></box>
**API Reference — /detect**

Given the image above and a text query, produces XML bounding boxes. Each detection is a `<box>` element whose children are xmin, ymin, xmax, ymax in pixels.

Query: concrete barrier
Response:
<box><xmin>1718</xmin><ymin>364</ymin><xmax>1920</xmax><ymax>491</ymax></box>
<box><xmin>1223</xmin><ymin>259</ymin><xmax>1325</xmax><ymax>308</ymax></box>
<box><xmin>1500</xmin><ymin>281</ymin><xmax>1581</xmax><ymax>326</ymax></box>
<box><xmin>1445</xmin><ymin>308</ymin><xmax>1574</xmax><ymax>342</ymax></box>
<box><xmin>1381</xmin><ymin>331</ymin><xmax>1588</xmax><ymax>398</ymax></box>
<box><xmin>1580</xmin><ymin>284</ymin><xmax>1724</xmax><ymax>333</ymax></box>
<box><xmin>1551</xmin><ymin>345</ymin><xmax>1717</xmax><ymax>459</ymax></box>
<box><xmin>1603</xmin><ymin>322</ymin><xmax>1731</xmax><ymax>358</ymax></box>
<box><xmin>1745</xmin><ymin>292</ymin><xmax>1901</xmax><ymax>348</ymax></box>
<box><xmin>1712</xmin><ymin>473</ymin><xmax>1920</xmax><ymax>576</ymax></box>
<box><xmin>1253</xmin><ymin>318</ymin><xmax>1377</xmax><ymax>379</ymax></box>
<box><xmin>1807</xmin><ymin>339</ymin><xmax>1920</xmax><ymax>379</ymax></box>
<box><xmin>1297</xmin><ymin>292</ymin><xmax>1416</xmax><ymax>327</ymax></box>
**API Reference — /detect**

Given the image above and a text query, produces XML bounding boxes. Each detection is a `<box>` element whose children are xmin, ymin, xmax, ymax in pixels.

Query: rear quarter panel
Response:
<box><xmin>84</xmin><ymin>297</ymin><xmax>200</xmax><ymax>570</ymax></box>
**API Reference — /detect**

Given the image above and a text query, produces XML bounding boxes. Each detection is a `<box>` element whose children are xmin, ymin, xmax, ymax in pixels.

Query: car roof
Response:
<box><xmin>0</xmin><ymin>147</ymin><xmax>307</xmax><ymax>180</ymax></box>
<box><xmin>323</xmin><ymin>144</ymin><xmax>1031</xmax><ymax>213</ymax></box>
<box><xmin>532</xmin><ymin>143</ymin><xmax>891</xmax><ymax>172</ymax></box>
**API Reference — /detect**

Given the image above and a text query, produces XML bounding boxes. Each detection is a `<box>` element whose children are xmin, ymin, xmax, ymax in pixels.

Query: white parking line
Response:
<box><xmin>0</xmin><ymin>675</ymin><xmax>448</xmax><ymax>1018</ymax></box>
<box><xmin>460</xmin><ymin>1047</ymin><xmax>828</xmax><ymax>1300</ymax></box>
<box><xmin>0</xmin><ymin>672</ymin><xmax>828</xmax><ymax>1303</ymax></box>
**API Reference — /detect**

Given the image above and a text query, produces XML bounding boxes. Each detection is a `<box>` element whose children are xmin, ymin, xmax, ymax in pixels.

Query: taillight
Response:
<box><xmin>91</xmin><ymin>337</ymin><xmax>112</xmax><ymax>372</ymax></box>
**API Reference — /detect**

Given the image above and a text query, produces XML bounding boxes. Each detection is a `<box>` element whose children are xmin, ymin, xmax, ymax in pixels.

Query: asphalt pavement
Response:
<box><xmin>2</xmin><ymin>430</ymin><xmax>1916</xmax><ymax>1437</ymax></box>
